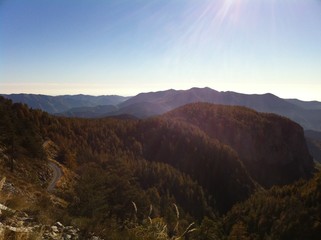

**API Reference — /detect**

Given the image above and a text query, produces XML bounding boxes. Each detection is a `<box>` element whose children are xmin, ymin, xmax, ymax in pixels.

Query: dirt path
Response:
<box><xmin>47</xmin><ymin>161</ymin><xmax>62</xmax><ymax>191</ymax></box>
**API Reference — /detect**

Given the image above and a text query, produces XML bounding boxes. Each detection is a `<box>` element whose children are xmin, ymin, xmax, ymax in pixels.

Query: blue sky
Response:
<box><xmin>1</xmin><ymin>0</ymin><xmax>321</xmax><ymax>100</ymax></box>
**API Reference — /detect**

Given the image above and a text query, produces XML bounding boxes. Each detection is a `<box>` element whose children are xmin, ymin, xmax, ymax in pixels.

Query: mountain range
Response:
<box><xmin>2</xmin><ymin>87</ymin><xmax>321</xmax><ymax>132</ymax></box>
<box><xmin>3</xmin><ymin>88</ymin><xmax>321</xmax><ymax>164</ymax></box>
<box><xmin>0</xmin><ymin>93</ymin><xmax>129</xmax><ymax>114</ymax></box>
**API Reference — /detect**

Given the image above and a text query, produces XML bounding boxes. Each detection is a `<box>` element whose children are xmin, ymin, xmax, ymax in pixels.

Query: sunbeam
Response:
<box><xmin>2</xmin><ymin>0</ymin><xmax>321</xmax><ymax>100</ymax></box>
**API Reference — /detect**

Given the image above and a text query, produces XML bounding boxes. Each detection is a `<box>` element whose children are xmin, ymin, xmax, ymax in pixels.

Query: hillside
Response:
<box><xmin>0</xmin><ymin>96</ymin><xmax>319</xmax><ymax>239</ymax></box>
<box><xmin>224</xmin><ymin>169</ymin><xmax>321</xmax><ymax>239</ymax></box>
<box><xmin>134</xmin><ymin>118</ymin><xmax>256</xmax><ymax>212</ymax></box>
<box><xmin>0</xmin><ymin>97</ymin><xmax>78</xmax><ymax>239</ymax></box>
<box><xmin>165</xmin><ymin>103</ymin><xmax>314</xmax><ymax>187</ymax></box>
<box><xmin>36</xmin><ymin>111</ymin><xmax>256</xmax><ymax>213</ymax></box>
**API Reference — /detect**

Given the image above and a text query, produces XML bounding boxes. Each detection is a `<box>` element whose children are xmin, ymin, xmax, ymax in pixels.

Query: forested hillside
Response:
<box><xmin>165</xmin><ymin>103</ymin><xmax>314</xmax><ymax>187</ymax></box>
<box><xmin>224</xmin><ymin>169</ymin><xmax>321</xmax><ymax>239</ymax></box>
<box><xmin>0</xmin><ymin>96</ymin><xmax>319</xmax><ymax>239</ymax></box>
<box><xmin>0</xmin><ymin>97</ymin><xmax>46</xmax><ymax>174</ymax></box>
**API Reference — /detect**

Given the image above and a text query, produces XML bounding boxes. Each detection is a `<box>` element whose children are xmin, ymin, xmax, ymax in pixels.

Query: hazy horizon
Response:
<box><xmin>2</xmin><ymin>86</ymin><xmax>321</xmax><ymax>103</ymax></box>
<box><xmin>2</xmin><ymin>0</ymin><xmax>321</xmax><ymax>101</ymax></box>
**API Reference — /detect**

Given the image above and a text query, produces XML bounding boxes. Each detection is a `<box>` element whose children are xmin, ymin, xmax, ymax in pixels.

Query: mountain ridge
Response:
<box><xmin>0</xmin><ymin>93</ymin><xmax>129</xmax><ymax>114</ymax></box>
<box><xmin>117</xmin><ymin>88</ymin><xmax>321</xmax><ymax>132</ymax></box>
<box><xmin>2</xmin><ymin>88</ymin><xmax>321</xmax><ymax>132</ymax></box>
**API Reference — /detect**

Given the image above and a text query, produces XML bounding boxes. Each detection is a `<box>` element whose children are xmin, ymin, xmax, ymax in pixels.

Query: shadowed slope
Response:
<box><xmin>165</xmin><ymin>103</ymin><xmax>314</xmax><ymax>187</ymax></box>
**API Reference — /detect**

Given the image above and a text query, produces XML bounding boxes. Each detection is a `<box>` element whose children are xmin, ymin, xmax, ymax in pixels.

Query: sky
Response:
<box><xmin>1</xmin><ymin>0</ymin><xmax>321</xmax><ymax>100</ymax></box>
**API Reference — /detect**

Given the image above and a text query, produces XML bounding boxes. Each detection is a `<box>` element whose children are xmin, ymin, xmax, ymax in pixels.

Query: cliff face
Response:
<box><xmin>165</xmin><ymin>103</ymin><xmax>314</xmax><ymax>187</ymax></box>
<box><xmin>251</xmin><ymin>114</ymin><xmax>314</xmax><ymax>186</ymax></box>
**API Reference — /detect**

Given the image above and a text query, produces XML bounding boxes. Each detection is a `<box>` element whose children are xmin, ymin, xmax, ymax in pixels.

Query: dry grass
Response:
<box><xmin>127</xmin><ymin>202</ymin><xmax>198</xmax><ymax>240</ymax></box>
<box><xmin>0</xmin><ymin>228</ymin><xmax>44</xmax><ymax>240</ymax></box>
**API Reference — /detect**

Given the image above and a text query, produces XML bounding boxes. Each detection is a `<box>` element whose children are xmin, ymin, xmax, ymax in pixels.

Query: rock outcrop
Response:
<box><xmin>0</xmin><ymin>212</ymin><xmax>103</xmax><ymax>239</ymax></box>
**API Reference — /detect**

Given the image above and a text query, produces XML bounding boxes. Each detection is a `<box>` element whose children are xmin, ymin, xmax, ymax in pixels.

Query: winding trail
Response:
<box><xmin>47</xmin><ymin>161</ymin><xmax>62</xmax><ymax>191</ymax></box>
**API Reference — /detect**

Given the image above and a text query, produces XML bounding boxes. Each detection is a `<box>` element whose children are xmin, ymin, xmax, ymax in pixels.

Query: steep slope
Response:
<box><xmin>165</xmin><ymin>103</ymin><xmax>314</xmax><ymax>187</ymax></box>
